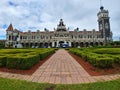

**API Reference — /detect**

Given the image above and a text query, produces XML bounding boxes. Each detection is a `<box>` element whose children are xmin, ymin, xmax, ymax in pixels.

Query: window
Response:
<box><xmin>20</xmin><ymin>36</ymin><xmax>22</xmax><ymax>39</ymax></box>
<box><xmin>37</xmin><ymin>36</ymin><xmax>39</xmax><ymax>39</ymax></box>
<box><xmin>79</xmin><ymin>35</ymin><xmax>82</xmax><ymax>38</ymax></box>
<box><xmin>60</xmin><ymin>35</ymin><xmax>63</xmax><ymax>37</ymax></box>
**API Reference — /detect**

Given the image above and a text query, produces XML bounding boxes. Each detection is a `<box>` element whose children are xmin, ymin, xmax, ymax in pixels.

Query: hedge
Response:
<box><xmin>0</xmin><ymin>56</ymin><xmax>7</xmax><ymax>67</ymax></box>
<box><xmin>39</xmin><ymin>50</ymin><xmax>55</xmax><ymax>60</ymax></box>
<box><xmin>112</xmin><ymin>55</ymin><xmax>120</xmax><ymax>64</ymax></box>
<box><xmin>93</xmin><ymin>48</ymin><xmax>120</xmax><ymax>54</ymax></box>
<box><xmin>0</xmin><ymin>48</ymin><xmax>55</xmax><ymax>70</ymax></box>
<box><xmin>95</xmin><ymin>57</ymin><xmax>114</xmax><ymax>68</ymax></box>
<box><xmin>69</xmin><ymin>48</ymin><xmax>120</xmax><ymax>69</ymax></box>
<box><xmin>6</xmin><ymin>54</ymin><xmax>40</xmax><ymax>69</ymax></box>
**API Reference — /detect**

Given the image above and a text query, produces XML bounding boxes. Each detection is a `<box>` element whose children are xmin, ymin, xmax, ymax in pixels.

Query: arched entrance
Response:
<box><xmin>55</xmin><ymin>42</ymin><xmax>57</xmax><ymax>47</ymax></box>
<box><xmin>59</xmin><ymin>41</ymin><xmax>64</xmax><ymax>48</ymax></box>
<box><xmin>71</xmin><ymin>42</ymin><xmax>73</xmax><ymax>47</ymax></box>
<box><xmin>44</xmin><ymin>42</ymin><xmax>48</xmax><ymax>48</ymax></box>
<box><xmin>100</xmin><ymin>42</ymin><xmax>103</xmax><ymax>46</ymax></box>
<box><xmin>26</xmin><ymin>43</ymin><xmax>29</xmax><ymax>48</ymax></box>
<box><xmin>80</xmin><ymin>42</ymin><xmax>84</xmax><ymax>47</ymax></box>
<box><xmin>39</xmin><ymin>43</ymin><xmax>43</xmax><ymax>48</ymax></box>
<box><xmin>22</xmin><ymin>43</ymin><xmax>24</xmax><ymax>47</ymax></box>
<box><xmin>85</xmin><ymin>42</ymin><xmax>89</xmax><ymax>47</ymax></box>
<box><xmin>49</xmin><ymin>42</ymin><xmax>52</xmax><ymax>47</ymax></box>
<box><xmin>90</xmin><ymin>42</ymin><xmax>93</xmax><ymax>47</ymax></box>
<box><xmin>95</xmin><ymin>42</ymin><xmax>98</xmax><ymax>46</ymax></box>
<box><xmin>76</xmin><ymin>42</ymin><xmax>79</xmax><ymax>47</ymax></box>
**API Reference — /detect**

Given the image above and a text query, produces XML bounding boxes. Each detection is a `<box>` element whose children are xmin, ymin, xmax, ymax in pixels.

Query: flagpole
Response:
<box><xmin>100</xmin><ymin>0</ymin><xmax>102</xmax><ymax>6</ymax></box>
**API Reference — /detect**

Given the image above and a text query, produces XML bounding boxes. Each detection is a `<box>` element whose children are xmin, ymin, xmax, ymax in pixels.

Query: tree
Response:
<box><xmin>110</xmin><ymin>41</ymin><xmax>120</xmax><ymax>46</ymax></box>
<box><xmin>0</xmin><ymin>42</ymin><xmax>4</xmax><ymax>48</ymax></box>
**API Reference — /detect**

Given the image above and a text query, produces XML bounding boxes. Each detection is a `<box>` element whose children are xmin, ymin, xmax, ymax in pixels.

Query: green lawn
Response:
<box><xmin>0</xmin><ymin>77</ymin><xmax>120</xmax><ymax>90</ymax></box>
<box><xmin>0</xmin><ymin>77</ymin><xmax>54</xmax><ymax>90</ymax></box>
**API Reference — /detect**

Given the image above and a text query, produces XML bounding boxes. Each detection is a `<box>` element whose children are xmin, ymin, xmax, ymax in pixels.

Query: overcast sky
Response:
<box><xmin>0</xmin><ymin>0</ymin><xmax>120</xmax><ymax>40</ymax></box>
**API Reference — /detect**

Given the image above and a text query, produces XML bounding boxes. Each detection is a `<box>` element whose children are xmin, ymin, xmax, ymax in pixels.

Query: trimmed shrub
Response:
<box><xmin>39</xmin><ymin>50</ymin><xmax>55</xmax><ymax>60</ymax></box>
<box><xmin>69</xmin><ymin>48</ymin><xmax>118</xmax><ymax>69</ymax></box>
<box><xmin>81</xmin><ymin>52</ymin><xmax>88</xmax><ymax>61</ymax></box>
<box><xmin>6</xmin><ymin>54</ymin><xmax>40</xmax><ymax>69</ymax></box>
<box><xmin>113</xmin><ymin>56</ymin><xmax>120</xmax><ymax>64</ymax></box>
<box><xmin>87</xmin><ymin>54</ymin><xmax>98</xmax><ymax>66</ymax></box>
<box><xmin>0</xmin><ymin>56</ymin><xmax>6</xmax><ymax>67</ymax></box>
<box><xmin>3</xmin><ymin>48</ymin><xmax>55</xmax><ymax>70</ymax></box>
<box><xmin>95</xmin><ymin>57</ymin><xmax>114</xmax><ymax>68</ymax></box>
<box><xmin>93</xmin><ymin>48</ymin><xmax>120</xmax><ymax>55</ymax></box>
<box><xmin>76</xmin><ymin>51</ymin><xmax>83</xmax><ymax>57</ymax></box>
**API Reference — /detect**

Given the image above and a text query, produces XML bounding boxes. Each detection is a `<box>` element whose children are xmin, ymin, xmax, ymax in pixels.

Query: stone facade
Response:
<box><xmin>5</xmin><ymin>7</ymin><xmax>112</xmax><ymax>48</ymax></box>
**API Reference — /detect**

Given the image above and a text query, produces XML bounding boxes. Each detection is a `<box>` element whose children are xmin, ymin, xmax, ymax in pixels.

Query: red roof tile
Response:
<box><xmin>7</xmin><ymin>23</ymin><xmax>13</xmax><ymax>31</ymax></box>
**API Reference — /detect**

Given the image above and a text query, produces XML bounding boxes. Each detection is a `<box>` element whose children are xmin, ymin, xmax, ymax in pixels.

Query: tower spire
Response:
<box><xmin>97</xmin><ymin>2</ymin><xmax>112</xmax><ymax>44</ymax></box>
<box><xmin>100</xmin><ymin>0</ymin><xmax>104</xmax><ymax>10</ymax></box>
<box><xmin>7</xmin><ymin>23</ymin><xmax>14</xmax><ymax>31</ymax></box>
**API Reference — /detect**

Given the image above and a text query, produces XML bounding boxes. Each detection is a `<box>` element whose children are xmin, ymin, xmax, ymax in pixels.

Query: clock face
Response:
<box><xmin>105</xmin><ymin>23</ymin><xmax>109</xmax><ymax>29</ymax></box>
<box><xmin>100</xmin><ymin>14</ymin><xmax>104</xmax><ymax>17</ymax></box>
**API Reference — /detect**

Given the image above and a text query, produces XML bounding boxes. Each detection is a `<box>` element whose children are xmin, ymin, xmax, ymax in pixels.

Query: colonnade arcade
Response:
<box><xmin>20</xmin><ymin>41</ymin><xmax>103</xmax><ymax>48</ymax></box>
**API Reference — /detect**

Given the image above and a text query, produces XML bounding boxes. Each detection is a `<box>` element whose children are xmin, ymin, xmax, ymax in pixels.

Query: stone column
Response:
<box><xmin>57</xmin><ymin>41</ymin><xmax>59</xmax><ymax>47</ymax></box>
<box><xmin>24</xmin><ymin>43</ymin><xmax>26</xmax><ymax>48</ymax></box>
<box><xmin>8</xmin><ymin>35</ymin><xmax>9</xmax><ymax>40</ymax></box>
<box><xmin>52</xmin><ymin>42</ymin><xmax>54</xmax><ymax>47</ymax></box>
<box><xmin>69</xmin><ymin>42</ymin><xmax>71</xmax><ymax>47</ymax></box>
<box><xmin>29</xmin><ymin>43</ymin><xmax>30</xmax><ymax>48</ymax></box>
<box><xmin>64</xmin><ymin>41</ymin><xmax>66</xmax><ymax>44</ymax></box>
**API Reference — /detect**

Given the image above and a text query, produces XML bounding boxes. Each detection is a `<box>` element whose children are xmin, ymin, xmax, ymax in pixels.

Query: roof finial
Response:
<box><xmin>100</xmin><ymin>0</ymin><xmax>104</xmax><ymax>10</ymax></box>
<box><xmin>100</xmin><ymin>0</ymin><xmax>102</xmax><ymax>6</ymax></box>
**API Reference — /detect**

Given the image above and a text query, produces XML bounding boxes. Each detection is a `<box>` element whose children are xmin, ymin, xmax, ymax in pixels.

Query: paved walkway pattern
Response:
<box><xmin>0</xmin><ymin>49</ymin><xmax>120</xmax><ymax>84</ymax></box>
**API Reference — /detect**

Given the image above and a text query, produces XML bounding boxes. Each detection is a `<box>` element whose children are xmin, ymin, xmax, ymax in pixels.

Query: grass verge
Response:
<box><xmin>0</xmin><ymin>77</ymin><xmax>120</xmax><ymax>90</ymax></box>
<box><xmin>0</xmin><ymin>77</ymin><xmax>54</xmax><ymax>90</ymax></box>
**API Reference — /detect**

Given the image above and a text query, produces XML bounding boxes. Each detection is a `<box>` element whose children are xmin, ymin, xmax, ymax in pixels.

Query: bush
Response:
<box><xmin>87</xmin><ymin>54</ymin><xmax>98</xmax><ymax>66</ymax></box>
<box><xmin>0</xmin><ymin>56</ymin><xmax>6</xmax><ymax>67</ymax></box>
<box><xmin>69</xmin><ymin>48</ymin><xmax>118</xmax><ymax>69</ymax></box>
<box><xmin>0</xmin><ymin>42</ymin><xmax>4</xmax><ymax>48</ymax></box>
<box><xmin>6</xmin><ymin>54</ymin><xmax>40</xmax><ymax>69</ymax></box>
<box><xmin>95</xmin><ymin>57</ymin><xmax>114</xmax><ymax>68</ymax></box>
<box><xmin>93</xmin><ymin>48</ymin><xmax>120</xmax><ymax>54</ymax></box>
<box><xmin>76</xmin><ymin>51</ymin><xmax>83</xmax><ymax>57</ymax></box>
<box><xmin>112</xmin><ymin>56</ymin><xmax>120</xmax><ymax>64</ymax></box>
<box><xmin>1</xmin><ymin>48</ymin><xmax>56</xmax><ymax>70</ymax></box>
<box><xmin>39</xmin><ymin>50</ymin><xmax>55</xmax><ymax>60</ymax></box>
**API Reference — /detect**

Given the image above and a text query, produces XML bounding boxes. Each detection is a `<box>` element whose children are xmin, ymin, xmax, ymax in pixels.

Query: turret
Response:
<box><xmin>97</xmin><ymin>6</ymin><xmax>112</xmax><ymax>44</ymax></box>
<box><xmin>56</xmin><ymin>19</ymin><xmax>67</xmax><ymax>31</ymax></box>
<box><xmin>6</xmin><ymin>23</ymin><xmax>14</xmax><ymax>31</ymax></box>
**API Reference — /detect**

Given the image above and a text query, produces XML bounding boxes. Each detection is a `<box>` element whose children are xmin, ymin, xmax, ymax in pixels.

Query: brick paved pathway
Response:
<box><xmin>0</xmin><ymin>49</ymin><xmax>120</xmax><ymax>84</ymax></box>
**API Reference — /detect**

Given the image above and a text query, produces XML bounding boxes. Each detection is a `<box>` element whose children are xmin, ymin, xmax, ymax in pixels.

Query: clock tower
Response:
<box><xmin>97</xmin><ymin>6</ymin><xmax>112</xmax><ymax>44</ymax></box>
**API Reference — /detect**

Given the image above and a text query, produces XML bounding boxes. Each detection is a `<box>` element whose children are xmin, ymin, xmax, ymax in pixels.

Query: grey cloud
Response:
<box><xmin>0</xmin><ymin>0</ymin><xmax>120</xmax><ymax>40</ymax></box>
